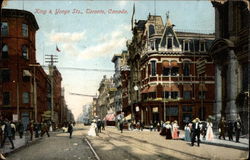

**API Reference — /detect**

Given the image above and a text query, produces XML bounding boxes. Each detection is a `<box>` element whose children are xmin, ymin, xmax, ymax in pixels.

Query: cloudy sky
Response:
<box><xmin>4</xmin><ymin>0</ymin><xmax>215</xmax><ymax>120</ymax></box>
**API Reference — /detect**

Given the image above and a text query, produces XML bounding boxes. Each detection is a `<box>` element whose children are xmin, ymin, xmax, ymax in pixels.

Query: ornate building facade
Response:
<box><xmin>128</xmin><ymin>14</ymin><xmax>215</xmax><ymax>127</ymax></box>
<box><xmin>209</xmin><ymin>0</ymin><xmax>249</xmax><ymax>133</ymax></box>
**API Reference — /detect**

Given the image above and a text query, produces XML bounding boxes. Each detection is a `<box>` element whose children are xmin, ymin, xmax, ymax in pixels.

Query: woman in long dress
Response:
<box><xmin>184</xmin><ymin>123</ymin><xmax>191</xmax><ymax>141</ymax></box>
<box><xmin>206</xmin><ymin>120</ymin><xmax>214</xmax><ymax>141</ymax></box>
<box><xmin>165</xmin><ymin>121</ymin><xmax>172</xmax><ymax>139</ymax></box>
<box><xmin>172</xmin><ymin>120</ymin><xmax>179</xmax><ymax>139</ymax></box>
<box><xmin>88</xmin><ymin>121</ymin><xmax>97</xmax><ymax>136</ymax></box>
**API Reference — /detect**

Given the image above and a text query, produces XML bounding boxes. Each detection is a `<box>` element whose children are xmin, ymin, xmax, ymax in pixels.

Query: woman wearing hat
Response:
<box><xmin>172</xmin><ymin>120</ymin><xmax>179</xmax><ymax>139</ymax></box>
<box><xmin>165</xmin><ymin>121</ymin><xmax>172</xmax><ymax>139</ymax></box>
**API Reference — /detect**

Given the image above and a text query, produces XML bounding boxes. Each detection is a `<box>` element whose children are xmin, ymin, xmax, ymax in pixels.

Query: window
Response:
<box><xmin>167</xmin><ymin>37</ymin><xmax>173</xmax><ymax>49</ymax></box>
<box><xmin>184</xmin><ymin>40</ymin><xmax>189</xmax><ymax>51</ymax></box>
<box><xmin>149</xmin><ymin>25</ymin><xmax>155</xmax><ymax>36</ymax></box>
<box><xmin>171</xmin><ymin>92</ymin><xmax>178</xmax><ymax>99</ymax></box>
<box><xmin>163</xmin><ymin>91</ymin><xmax>170</xmax><ymax>99</ymax></box>
<box><xmin>142</xmin><ymin>93</ymin><xmax>148</xmax><ymax>101</ymax></box>
<box><xmin>183</xmin><ymin>63</ymin><xmax>190</xmax><ymax>76</ymax></box>
<box><xmin>166</xmin><ymin>106</ymin><xmax>178</xmax><ymax>116</ymax></box>
<box><xmin>163</xmin><ymin>67</ymin><xmax>170</xmax><ymax>76</ymax></box>
<box><xmin>200</xmin><ymin>41</ymin><xmax>205</xmax><ymax>52</ymax></box>
<box><xmin>183</xmin><ymin>91</ymin><xmax>191</xmax><ymax>100</ymax></box>
<box><xmin>1</xmin><ymin>69</ymin><xmax>10</xmax><ymax>82</ymax></box>
<box><xmin>2</xmin><ymin>44</ymin><xmax>8</xmax><ymax>58</ymax></box>
<box><xmin>1</xmin><ymin>22</ymin><xmax>8</xmax><ymax>36</ymax></box>
<box><xmin>3</xmin><ymin>92</ymin><xmax>10</xmax><ymax>105</ymax></box>
<box><xmin>22</xmin><ymin>92</ymin><xmax>30</xmax><ymax>104</ymax></box>
<box><xmin>151</xmin><ymin>61</ymin><xmax>156</xmax><ymax>76</ymax></box>
<box><xmin>198</xmin><ymin>91</ymin><xmax>206</xmax><ymax>99</ymax></box>
<box><xmin>149</xmin><ymin>92</ymin><xmax>156</xmax><ymax>99</ymax></box>
<box><xmin>22</xmin><ymin>24</ymin><xmax>28</xmax><ymax>37</ymax></box>
<box><xmin>182</xmin><ymin>106</ymin><xmax>193</xmax><ymax>112</ymax></box>
<box><xmin>22</xmin><ymin>45</ymin><xmax>28</xmax><ymax>59</ymax></box>
<box><xmin>171</xmin><ymin>67</ymin><xmax>179</xmax><ymax>76</ymax></box>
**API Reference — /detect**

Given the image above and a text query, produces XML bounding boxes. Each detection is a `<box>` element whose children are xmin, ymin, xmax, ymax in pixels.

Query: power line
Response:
<box><xmin>41</xmin><ymin>66</ymin><xmax>114</xmax><ymax>72</ymax></box>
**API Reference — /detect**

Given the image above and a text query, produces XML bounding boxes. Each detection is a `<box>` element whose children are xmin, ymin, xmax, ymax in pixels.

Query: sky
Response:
<box><xmin>4</xmin><ymin>0</ymin><xmax>215</xmax><ymax>120</ymax></box>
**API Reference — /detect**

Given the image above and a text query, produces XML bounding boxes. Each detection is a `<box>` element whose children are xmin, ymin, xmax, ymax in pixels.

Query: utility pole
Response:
<box><xmin>45</xmin><ymin>55</ymin><xmax>58</xmax><ymax>123</ymax></box>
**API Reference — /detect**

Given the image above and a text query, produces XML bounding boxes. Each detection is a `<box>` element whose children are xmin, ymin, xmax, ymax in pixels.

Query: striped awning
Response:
<box><xmin>163</xmin><ymin>84</ymin><xmax>179</xmax><ymax>91</ymax></box>
<box><xmin>171</xmin><ymin>61</ymin><xmax>178</xmax><ymax>67</ymax></box>
<box><xmin>199</xmin><ymin>84</ymin><xmax>208</xmax><ymax>91</ymax></box>
<box><xmin>183</xmin><ymin>84</ymin><xmax>192</xmax><ymax>91</ymax></box>
<box><xmin>148</xmin><ymin>85</ymin><xmax>157</xmax><ymax>92</ymax></box>
<box><xmin>141</xmin><ymin>87</ymin><xmax>148</xmax><ymax>93</ymax></box>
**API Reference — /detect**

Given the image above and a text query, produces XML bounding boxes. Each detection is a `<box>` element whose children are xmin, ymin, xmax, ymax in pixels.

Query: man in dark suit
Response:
<box><xmin>234</xmin><ymin>118</ymin><xmax>242</xmax><ymax>143</ymax></box>
<box><xmin>191</xmin><ymin>118</ymin><xmax>201</xmax><ymax>147</ymax></box>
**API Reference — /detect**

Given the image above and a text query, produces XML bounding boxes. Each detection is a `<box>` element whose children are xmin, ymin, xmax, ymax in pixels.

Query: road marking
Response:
<box><xmin>84</xmin><ymin>138</ymin><xmax>101</xmax><ymax>160</ymax></box>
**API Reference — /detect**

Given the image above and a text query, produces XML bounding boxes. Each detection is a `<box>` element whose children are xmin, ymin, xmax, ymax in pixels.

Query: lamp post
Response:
<box><xmin>29</xmin><ymin>64</ymin><xmax>40</xmax><ymax>123</ymax></box>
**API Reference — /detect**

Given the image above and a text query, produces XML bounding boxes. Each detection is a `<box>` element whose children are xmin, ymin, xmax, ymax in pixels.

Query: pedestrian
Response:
<box><xmin>184</xmin><ymin>123</ymin><xmax>191</xmax><ymax>142</ymax></box>
<box><xmin>160</xmin><ymin>121</ymin><xmax>167</xmax><ymax>136</ymax></box>
<box><xmin>17</xmin><ymin>120</ymin><xmax>24</xmax><ymax>139</ymax></box>
<box><xmin>97</xmin><ymin>119</ymin><xmax>102</xmax><ymax>133</ymax></box>
<box><xmin>27</xmin><ymin>120</ymin><xmax>34</xmax><ymax>141</ymax></box>
<box><xmin>10</xmin><ymin>121</ymin><xmax>16</xmax><ymax>140</ymax></box>
<box><xmin>150</xmin><ymin>121</ymin><xmax>153</xmax><ymax>131</ymax></box>
<box><xmin>101</xmin><ymin>120</ymin><xmax>105</xmax><ymax>131</ymax></box>
<box><xmin>218</xmin><ymin>117</ymin><xmax>226</xmax><ymax>140</ymax></box>
<box><xmin>68</xmin><ymin>122</ymin><xmax>73</xmax><ymax>138</ymax></box>
<box><xmin>157</xmin><ymin>122</ymin><xmax>161</xmax><ymax>132</ymax></box>
<box><xmin>41</xmin><ymin>121</ymin><xmax>50</xmax><ymax>137</ymax></box>
<box><xmin>234</xmin><ymin>117</ymin><xmax>242</xmax><ymax>143</ymax></box>
<box><xmin>227</xmin><ymin>120</ymin><xmax>234</xmax><ymax>141</ymax></box>
<box><xmin>153</xmin><ymin>121</ymin><xmax>157</xmax><ymax>131</ymax></box>
<box><xmin>140</xmin><ymin>121</ymin><xmax>144</xmax><ymax>131</ymax></box>
<box><xmin>34</xmin><ymin>122</ymin><xmax>40</xmax><ymax>138</ymax></box>
<box><xmin>136</xmin><ymin>121</ymin><xmax>140</xmax><ymax>131</ymax></box>
<box><xmin>201</xmin><ymin>121</ymin><xmax>207</xmax><ymax>140</ymax></box>
<box><xmin>88</xmin><ymin>120</ymin><xmax>97</xmax><ymax>136</ymax></box>
<box><xmin>205</xmin><ymin>119</ymin><xmax>214</xmax><ymax>141</ymax></box>
<box><xmin>191</xmin><ymin>118</ymin><xmax>202</xmax><ymax>147</ymax></box>
<box><xmin>172</xmin><ymin>120</ymin><xmax>179</xmax><ymax>139</ymax></box>
<box><xmin>1</xmin><ymin>118</ymin><xmax>15</xmax><ymax>149</ymax></box>
<box><xmin>165</xmin><ymin>121</ymin><xmax>172</xmax><ymax>139</ymax></box>
<box><xmin>119</xmin><ymin>121</ymin><xmax>124</xmax><ymax>133</ymax></box>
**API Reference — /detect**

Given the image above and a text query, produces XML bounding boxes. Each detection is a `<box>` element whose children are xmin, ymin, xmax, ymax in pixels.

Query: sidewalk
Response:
<box><xmin>107</xmin><ymin>126</ymin><xmax>249</xmax><ymax>151</ymax></box>
<box><xmin>1</xmin><ymin>132</ymin><xmax>42</xmax><ymax>155</ymax></box>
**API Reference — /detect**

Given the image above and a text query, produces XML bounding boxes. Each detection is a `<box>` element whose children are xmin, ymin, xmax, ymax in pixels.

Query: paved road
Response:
<box><xmin>6</xmin><ymin>128</ymin><xmax>96</xmax><ymax>160</ymax></box>
<box><xmin>84</xmin><ymin>126</ymin><xmax>249</xmax><ymax>160</ymax></box>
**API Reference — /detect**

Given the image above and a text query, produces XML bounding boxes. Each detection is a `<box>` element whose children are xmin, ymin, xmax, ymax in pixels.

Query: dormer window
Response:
<box><xmin>200</xmin><ymin>41</ymin><xmax>205</xmax><ymax>52</ymax></box>
<box><xmin>149</xmin><ymin>25</ymin><xmax>155</xmax><ymax>37</ymax></box>
<box><xmin>184</xmin><ymin>40</ymin><xmax>189</xmax><ymax>51</ymax></box>
<box><xmin>167</xmin><ymin>37</ymin><xmax>173</xmax><ymax>49</ymax></box>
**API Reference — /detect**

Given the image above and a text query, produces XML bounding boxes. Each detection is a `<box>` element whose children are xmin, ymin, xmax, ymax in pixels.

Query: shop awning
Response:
<box><xmin>141</xmin><ymin>87</ymin><xmax>148</xmax><ymax>93</ymax></box>
<box><xmin>23</xmin><ymin>70</ymin><xmax>32</xmax><ymax>77</ymax></box>
<box><xmin>124</xmin><ymin>114</ymin><xmax>131</xmax><ymax>120</ymax></box>
<box><xmin>104</xmin><ymin>113</ymin><xmax>115</xmax><ymax>121</ymax></box>
<box><xmin>171</xmin><ymin>84</ymin><xmax>179</xmax><ymax>91</ymax></box>
<box><xmin>199</xmin><ymin>84</ymin><xmax>208</xmax><ymax>91</ymax></box>
<box><xmin>171</xmin><ymin>60</ymin><xmax>178</xmax><ymax>67</ymax></box>
<box><xmin>162</xmin><ymin>61</ymin><xmax>170</xmax><ymax>68</ymax></box>
<box><xmin>148</xmin><ymin>85</ymin><xmax>157</xmax><ymax>92</ymax></box>
<box><xmin>163</xmin><ymin>86</ymin><xmax>171</xmax><ymax>91</ymax></box>
<box><xmin>183</xmin><ymin>84</ymin><xmax>192</xmax><ymax>91</ymax></box>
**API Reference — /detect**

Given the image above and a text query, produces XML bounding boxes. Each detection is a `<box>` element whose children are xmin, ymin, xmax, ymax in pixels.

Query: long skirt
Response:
<box><xmin>166</xmin><ymin>128</ymin><xmax>172</xmax><ymax>139</ymax></box>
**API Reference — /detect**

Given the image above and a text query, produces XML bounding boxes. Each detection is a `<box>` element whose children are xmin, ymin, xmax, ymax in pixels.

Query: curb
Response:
<box><xmin>4</xmin><ymin>137</ymin><xmax>42</xmax><ymax>156</ymax></box>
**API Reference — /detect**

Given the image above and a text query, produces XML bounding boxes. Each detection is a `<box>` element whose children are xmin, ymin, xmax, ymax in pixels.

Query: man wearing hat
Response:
<box><xmin>191</xmin><ymin>118</ymin><xmax>202</xmax><ymax>146</ymax></box>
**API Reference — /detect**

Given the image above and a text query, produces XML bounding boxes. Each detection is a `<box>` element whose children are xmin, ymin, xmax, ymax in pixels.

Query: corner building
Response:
<box><xmin>128</xmin><ymin>14</ymin><xmax>215</xmax><ymax>127</ymax></box>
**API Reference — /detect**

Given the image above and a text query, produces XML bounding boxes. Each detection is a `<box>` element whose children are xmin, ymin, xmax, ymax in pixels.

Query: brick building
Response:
<box><xmin>127</xmin><ymin>14</ymin><xmax>215</xmax><ymax>127</ymax></box>
<box><xmin>0</xmin><ymin>9</ymin><xmax>43</xmax><ymax>127</ymax></box>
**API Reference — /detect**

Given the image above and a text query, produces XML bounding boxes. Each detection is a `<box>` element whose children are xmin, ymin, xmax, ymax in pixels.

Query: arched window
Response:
<box><xmin>22</xmin><ymin>45</ymin><xmax>29</xmax><ymax>59</ymax></box>
<box><xmin>162</xmin><ymin>60</ymin><xmax>170</xmax><ymax>76</ymax></box>
<box><xmin>183</xmin><ymin>62</ymin><xmax>190</xmax><ymax>76</ymax></box>
<box><xmin>2</xmin><ymin>44</ymin><xmax>8</xmax><ymax>58</ymax></box>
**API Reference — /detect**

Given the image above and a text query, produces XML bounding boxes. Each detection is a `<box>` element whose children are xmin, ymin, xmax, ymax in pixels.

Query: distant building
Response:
<box><xmin>209</xmin><ymin>0</ymin><xmax>249</xmax><ymax>133</ymax></box>
<box><xmin>127</xmin><ymin>14</ymin><xmax>215</xmax><ymax>127</ymax></box>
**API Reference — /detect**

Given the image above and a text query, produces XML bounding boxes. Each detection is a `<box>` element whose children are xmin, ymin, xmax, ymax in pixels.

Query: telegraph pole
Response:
<box><xmin>45</xmin><ymin>55</ymin><xmax>58</xmax><ymax>123</ymax></box>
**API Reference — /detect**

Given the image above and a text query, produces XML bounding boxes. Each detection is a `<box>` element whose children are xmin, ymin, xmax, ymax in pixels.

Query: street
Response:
<box><xmin>5</xmin><ymin>124</ymin><xmax>249</xmax><ymax>160</ymax></box>
<box><xmin>6</xmin><ymin>127</ymin><xmax>95</xmax><ymax>160</ymax></box>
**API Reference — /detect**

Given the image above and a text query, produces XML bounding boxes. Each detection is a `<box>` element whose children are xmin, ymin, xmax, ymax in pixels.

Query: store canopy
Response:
<box><xmin>171</xmin><ymin>84</ymin><xmax>179</xmax><ymax>91</ymax></box>
<box><xmin>183</xmin><ymin>84</ymin><xmax>192</xmax><ymax>91</ymax></box>
<box><xmin>199</xmin><ymin>84</ymin><xmax>208</xmax><ymax>91</ymax></box>
<box><xmin>141</xmin><ymin>87</ymin><xmax>148</xmax><ymax>93</ymax></box>
<box><xmin>124</xmin><ymin>114</ymin><xmax>131</xmax><ymax>120</ymax></box>
<box><xmin>148</xmin><ymin>85</ymin><xmax>157</xmax><ymax>92</ymax></box>
<box><xmin>104</xmin><ymin>113</ymin><xmax>115</xmax><ymax>121</ymax></box>
<box><xmin>163</xmin><ymin>86</ymin><xmax>171</xmax><ymax>91</ymax></box>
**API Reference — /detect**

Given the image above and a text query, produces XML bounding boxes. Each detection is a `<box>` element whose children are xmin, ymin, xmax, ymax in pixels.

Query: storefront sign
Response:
<box><xmin>136</xmin><ymin>106</ymin><xmax>140</xmax><ymax>112</ymax></box>
<box><xmin>153</xmin><ymin>107</ymin><xmax>158</xmax><ymax>113</ymax></box>
<box><xmin>13</xmin><ymin>114</ymin><xmax>18</xmax><ymax>121</ymax></box>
